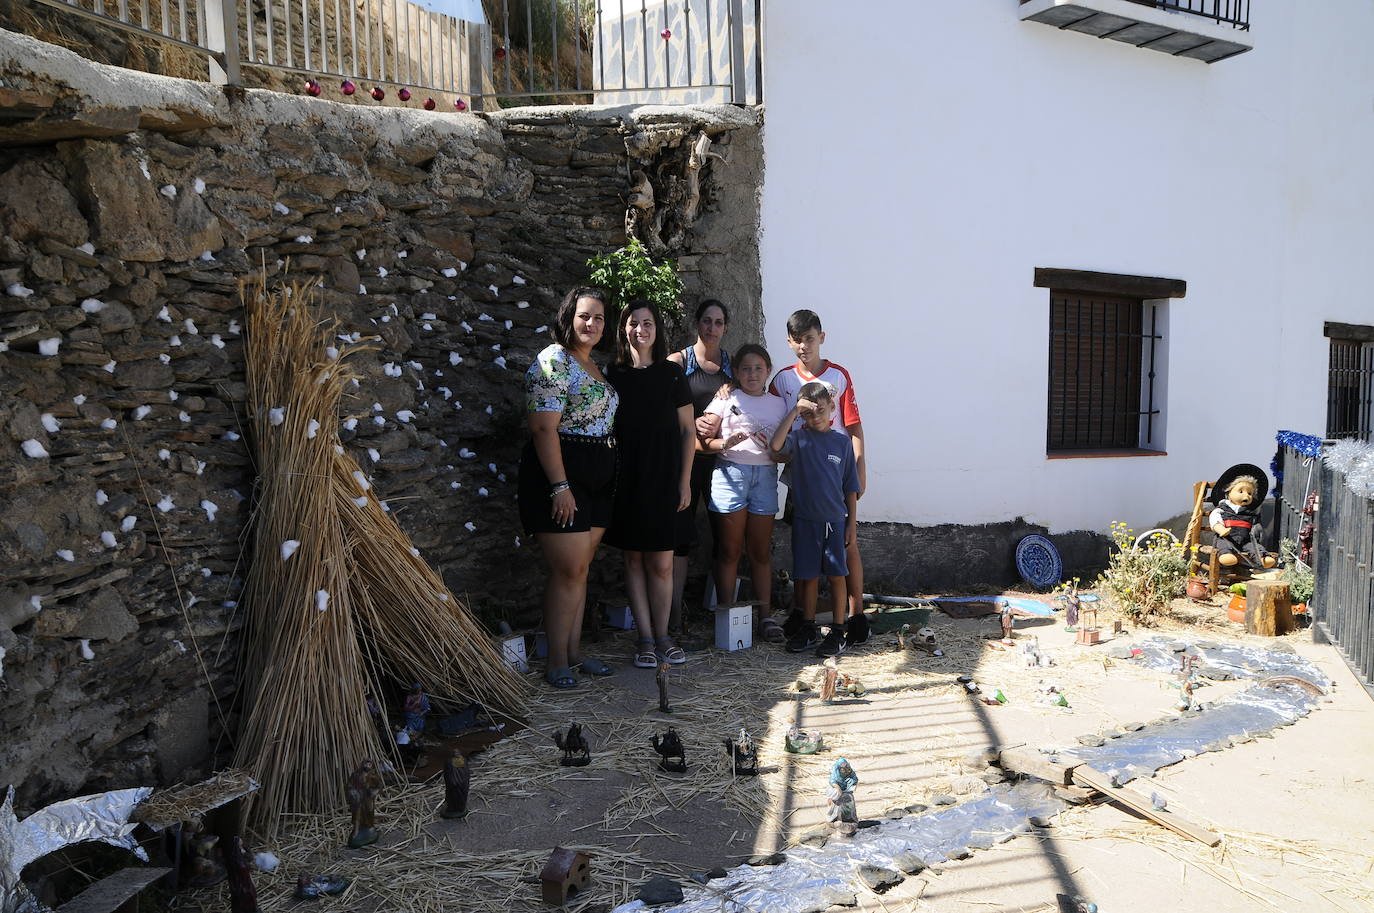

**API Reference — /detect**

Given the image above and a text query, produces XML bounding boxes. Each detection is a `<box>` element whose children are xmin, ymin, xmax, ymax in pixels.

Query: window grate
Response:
<box><xmin>1047</xmin><ymin>292</ymin><xmax>1160</xmax><ymax>452</ymax></box>
<box><xmin>1327</xmin><ymin>338</ymin><xmax>1374</xmax><ymax>441</ymax></box>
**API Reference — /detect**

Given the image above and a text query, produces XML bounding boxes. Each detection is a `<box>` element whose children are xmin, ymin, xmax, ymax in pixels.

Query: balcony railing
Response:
<box><xmin>1123</xmin><ymin>0</ymin><xmax>1249</xmax><ymax>31</ymax></box>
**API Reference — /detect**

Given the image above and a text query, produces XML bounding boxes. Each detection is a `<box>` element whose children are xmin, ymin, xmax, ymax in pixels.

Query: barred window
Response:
<box><xmin>1326</xmin><ymin>323</ymin><xmax>1374</xmax><ymax>441</ymax></box>
<box><xmin>1035</xmin><ymin>268</ymin><xmax>1179</xmax><ymax>456</ymax></box>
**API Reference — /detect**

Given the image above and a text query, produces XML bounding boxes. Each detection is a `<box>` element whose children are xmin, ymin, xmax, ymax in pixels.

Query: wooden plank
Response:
<box><xmin>1034</xmin><ymin>267</ymin><xmax>1187</xmax><ymax>300</ymax></box>
<box><xmin>1071</xmin><ymin>765</ymin><xmax>1221</xmax><ymax>847</ymax></box>
<box><xmin>59</xmin><ymin>867</ymin><xmax>171</xmax><ymax>913</ymax></box>
<box><xmin>997</xmin><ymin>746</ymin><xmax>1077</xmax><ymax>786</ymax></box>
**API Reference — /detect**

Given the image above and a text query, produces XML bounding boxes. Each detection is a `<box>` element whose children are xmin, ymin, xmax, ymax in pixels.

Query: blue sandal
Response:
<box><xmin>545</xmin><ymin>666</ymin><xmax>578</xmax><ymax>689</ymax></box>
<box><xmin>574</xmin><ymin>657</ymin><xmax>614</xmax><ymax>677</ymax></box>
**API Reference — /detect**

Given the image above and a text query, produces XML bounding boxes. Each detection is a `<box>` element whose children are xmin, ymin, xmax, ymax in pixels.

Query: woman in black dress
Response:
<box><xmin>606</xmin><ymin>301</ymin><xmax>696</xmax><ymax>668</ymax></box>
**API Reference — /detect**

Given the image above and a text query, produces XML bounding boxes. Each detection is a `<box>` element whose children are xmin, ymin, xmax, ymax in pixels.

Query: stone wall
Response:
<box><xmin>0</xmin><ymin>28</ymin><xmax>761</xmax><ymax>808</ymax></box>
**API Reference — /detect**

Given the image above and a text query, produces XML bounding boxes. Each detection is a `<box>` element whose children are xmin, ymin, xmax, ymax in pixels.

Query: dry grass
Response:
<box><xmin>233</xmin><ymin>274</ymin><xmax>524</xmax><ymax>836</ymax></box>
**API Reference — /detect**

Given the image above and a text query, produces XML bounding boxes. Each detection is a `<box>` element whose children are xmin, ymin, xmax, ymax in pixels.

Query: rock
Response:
<box><xmin>0</xmin><ymin>160</ymin><xmax>89</xmax><ymax>247</ymax></box>
<box><xmin>1123</xmin><ymin>721</ymin><xmax>1145</xmax><ymax>731</ymax></box>
<box><xmin>931</xmin><ymin>794</ymin><xmax>957</xmax><ymax>806</ymax></box>
<box><xmin>1268</xmin><ymin>641</ymin><xmax>1297</xmax><ymax>654</ymax></box>
<box><xmin>951</xmin><ymin>775</ymin><xmax>986</xmax><ymax>795</ymax></box>
<box><xmin>636</xmin><ymin>875</ymin><xmax>684</xmax><ymax>906</ymax></box>
<box><xmin>59</xmin><ymin>139</ymin><xmax>174</xmax><ymax>261</ymax></box>
<box><xmin>903</xmin><ymin>803</ymin><xmax>929</xmax><ymax>815</ymax></box>
<box><xmin>893</xmin><ymin>852</ymin><xmax>926</xmax><ymax>874</ymax></box>
<box><xmin>960</xmin><ymin>747</ymin><xmax>997</xmax><ymax>770</ymax></box>
<box><xmin>857</xmin><ymin>865</ymin><xmax>904</xmax><ymax>894</ymax></box>
<box><xmin>1107</xmin><ymin>644</ymin><xmax>1136</xmax><ymax>659</ymax></box>
<box><xmin>746</xmin><ymin>852</ymin><xmax>785</xmax><ymax>867</ymax></box>
<box><xmin>978</xmin><ymin>768</ymin><xmax>1007</xmax><ymax>785</ymax></box>
<box><xmin>1076</xmin><ymin>735</ymin><xmax>1106</xmax><ymax>748</ymax></box>
<box><xmin>948</xmin><ymin>847</ymin><xmax>973</xmax><ymax>860</ymax></box>
<box><xmin>818</xmin><ymin>886</ymin><xmax>857</xmax><ymax>908</ymax></box>
<box><xmin>1029</xmin><ymin>814</ymin><xmax>1055</xmax><ymax>827</ymax></box>
<box><xmin>798</xmin><ymin>828</ymin><xmax>829</xmax><ymax>848</ymax></box>
<box><xmin>884</xmin><ymin>806</ymin><xmax>907</xmax><ymax>820</ymax></box>
<box><xmin>705</xmin><ymin>868</ymin><xmax>727</xmax><ymax>881</ymax></box>
<box><xmin>1193</xmin><ymin>640</ymin><xmax>1220</xmax><ymax>649</ymax></box>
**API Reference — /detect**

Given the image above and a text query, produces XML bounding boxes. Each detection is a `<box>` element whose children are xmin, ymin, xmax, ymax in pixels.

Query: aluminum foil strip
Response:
<box><xmin>1130</xmin><ymin>636</ymin><xmax>1329</xmax><ymax>685</ymax></box>
<box><xmin>2</xmin><ymin>786</ymin><xmax>152</xmax><ymax>913</ymax></box>
<box><xmin>610</xmin><ymin>782</ymin><xmax>1064</xmax><ymax>913</ymax></box>
<box><xmin>1059</xmin><ymin>683</ymin><xmax>1318</xmax><ymax>785</ymax></box>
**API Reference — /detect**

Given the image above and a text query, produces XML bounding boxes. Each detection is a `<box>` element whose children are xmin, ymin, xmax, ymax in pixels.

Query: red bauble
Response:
<box><xmin>494</xmin><ymin>46</ymin><xmax>507</xmax><ymax>59</ymax></box>
<box><xmin>398</xmin><ymin>87</ymin><xmax>411</xmax><ymax>101</ymax></box>
<box><xmin>454</xmin><ymin>99</ymin><xmax>468</xmax><ymax>111</ymax></box>
<box><xmin>423</xmin><ymin>97</ymin><xmax>437</xmax><ymax>110</ymax></box>
<box><xmin>304</xmin><ymin>79</ymin><xmax>321</xmax><ymax>97</ymax></box>
<box><xmin>660</xmin><ymin>28</ymin><xmax>671</xmax><ymax>39</ymax></box>
<box><xmin>371</xmin><ymin>86</ymin><xmax>385</xmax><ymax>100</ymax></box>
<box><xmin>341</xmin><ymin>80</ymin><xmax>356</xmax><ymax>95</ymax></box>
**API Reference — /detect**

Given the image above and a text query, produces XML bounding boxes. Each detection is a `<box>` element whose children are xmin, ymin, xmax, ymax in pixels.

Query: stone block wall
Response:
<box><xmin>0</xmin><ymin>29</ymin><xmax>761</xmax><ymax>807</ymax></box>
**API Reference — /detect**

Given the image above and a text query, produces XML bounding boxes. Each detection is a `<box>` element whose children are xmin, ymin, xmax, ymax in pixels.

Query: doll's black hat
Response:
<box><xmin>1209</xmin><ymin>463</ymin><xmax>1270</xmax><ymax>505</ymax></box>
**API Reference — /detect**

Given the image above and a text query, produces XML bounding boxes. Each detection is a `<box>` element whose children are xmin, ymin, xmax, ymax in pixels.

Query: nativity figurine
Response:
<box><xmin>554</xmin><ymin>722</ymin><xmax>591</xmax><ymax>767</ymax></box>
<box><xmin>440</xmin><ymin>748</ymin><xmax>471</xmax><ymax>819</ymax></box>
<box><xmin>651</xmin><ymin>727</ymin><xmax>687</xmax><ymax>773</ymax></box>
<box><xmin>345</xmin><ymin>759</ymin><xmax>383</xmax><ymax>848</ymax></box>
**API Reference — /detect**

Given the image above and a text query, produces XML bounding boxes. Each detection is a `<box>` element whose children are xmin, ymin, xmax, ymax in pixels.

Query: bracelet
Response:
<box><xmin>550</xmin><ymin>480</ymin><xmax>571</xmax><ymax>496</ymax></box>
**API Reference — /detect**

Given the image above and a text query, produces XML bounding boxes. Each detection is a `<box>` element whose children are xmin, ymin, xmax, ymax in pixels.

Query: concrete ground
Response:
<box><xmin>213</xmin><ymin>598</ymin><xmax>1374</xmax><ymax>912</ymax></box>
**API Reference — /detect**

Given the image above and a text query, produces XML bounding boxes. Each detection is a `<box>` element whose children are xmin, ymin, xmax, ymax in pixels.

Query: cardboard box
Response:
<box><xmin>715</xmin><ymin>604</ymin><xmax>753</xmax><ymax>651</ymax></box>
<box><xmin>604</xmin><ymin>604</ymin><xmax>635</xmax><ymax>630</ymax></box>
<box><xmin>500</xmin><ymin>634</ymin><xmax>528</xmax><ymax>673</ymax></box>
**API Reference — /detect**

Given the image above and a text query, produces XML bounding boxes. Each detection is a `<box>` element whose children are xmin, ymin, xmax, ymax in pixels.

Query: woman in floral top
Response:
<box><xmin>518</xmin><ymin>287</ymin><xmax>620</xmax><ymax>689</ymax></box>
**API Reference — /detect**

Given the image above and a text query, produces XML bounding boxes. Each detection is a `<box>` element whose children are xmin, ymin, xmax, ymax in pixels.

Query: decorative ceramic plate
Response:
<box><xmin>1015</xmin><ymin>534</ymin><xmax>1063</xmax><ymax>589</ymax></box>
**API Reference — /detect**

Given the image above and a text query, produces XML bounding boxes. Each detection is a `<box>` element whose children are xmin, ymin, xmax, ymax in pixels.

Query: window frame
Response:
<box><xmin>1325</xmin><ymin>322</ymin><xmax>1374</xmax><ymax>442</ymax></box>
<box><xmin>1036</xmin><ymin>268</ymin><xmax>1182</xmax><ymax>459</ymax></box>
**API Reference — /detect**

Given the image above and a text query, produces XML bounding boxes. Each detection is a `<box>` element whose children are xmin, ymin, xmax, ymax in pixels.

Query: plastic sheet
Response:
<box><xmin>1</xmin><ymin>786</ymin><xmax>152</xmax><ymax>913</ymax></box>
<box><xmin>610</xmin><ymin>782</ymin><xmax>1064</xmax><ymax>913</ymax></box>
<box><xmin>1128</xmin><ymin>636</ymin><xmax>1330</xmax><ymax>686</ymax></box>
<box><xmin>1060</xmin><ymin>682</ymin><xmax>1318</xmax><ymax>785</ymax></box>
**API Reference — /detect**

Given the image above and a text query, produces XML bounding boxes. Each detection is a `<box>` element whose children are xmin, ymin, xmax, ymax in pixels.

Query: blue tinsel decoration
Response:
<box><xmin>1275</xmin><ymin>430</ymin><xmax>1323</xmax><ymax>458</ymax></box>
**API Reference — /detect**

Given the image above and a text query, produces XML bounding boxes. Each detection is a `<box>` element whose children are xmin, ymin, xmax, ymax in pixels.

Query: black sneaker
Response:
<box><xmin>786</xmin><ymin>622</ymin><xmax>820</xmax><ymax>653</ymax></box>
<box><xmin>816</xmin><ymin>625</ymin><xmax>846</xmax><ymax>658</ymax></box>
<box><xmin>782</xmin><ymin>609</ymin><xmax>806</xmax><ymax>638</ymax></box>
<box><xmin>844</xmin><ymin>612</ymin><xmax>871</xmax><ymax>647</ymax></box>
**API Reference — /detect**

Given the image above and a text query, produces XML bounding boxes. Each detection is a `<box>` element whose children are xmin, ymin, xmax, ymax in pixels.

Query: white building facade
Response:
<box><xmin>756</xmin><ymin>0</ymin><xmax>1374</xmax><ymax>535</ymax></box>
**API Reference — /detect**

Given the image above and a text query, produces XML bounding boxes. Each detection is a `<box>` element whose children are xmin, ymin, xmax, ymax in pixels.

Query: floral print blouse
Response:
<box><xmin>525</xmin><ymin>344</ymin><xmax>619</xmax><ymax>436</ymax></box>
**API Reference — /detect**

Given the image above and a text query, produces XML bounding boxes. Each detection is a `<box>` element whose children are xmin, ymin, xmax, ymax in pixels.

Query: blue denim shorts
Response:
<box><xmin>708</xmin><ymin>461</ymin><xmax>780</xmax><ymax>515</ymax></box>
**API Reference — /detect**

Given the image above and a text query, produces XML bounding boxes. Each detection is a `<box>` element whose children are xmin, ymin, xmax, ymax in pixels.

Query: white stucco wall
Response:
<box><xmin>758</xmin><ymin>0</ymin><xmax>1374</xmax><ymax>534</ymax></box>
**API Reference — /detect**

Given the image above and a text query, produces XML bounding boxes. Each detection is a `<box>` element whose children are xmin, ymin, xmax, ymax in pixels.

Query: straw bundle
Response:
<box><xmin>234</xmin><ymin>275</ymin><xmax>526</xmax><ymax>834</ymax></box>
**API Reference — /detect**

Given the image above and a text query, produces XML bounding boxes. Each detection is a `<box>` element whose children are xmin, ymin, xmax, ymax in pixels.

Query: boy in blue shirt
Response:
<box><xmin>769</xmin><ymin>381</ymin><xmax>861</xmax><ymax>656</ymax></box>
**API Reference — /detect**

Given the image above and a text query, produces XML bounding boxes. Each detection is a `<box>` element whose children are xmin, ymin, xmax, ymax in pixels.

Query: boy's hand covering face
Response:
<box><xmin>797</xmin><ymin>397</ymin><xmax>818</xmax><ymax>415</ymax></box>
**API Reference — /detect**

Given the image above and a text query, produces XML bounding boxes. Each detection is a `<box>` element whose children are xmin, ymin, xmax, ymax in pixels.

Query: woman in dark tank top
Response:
<box><xmin>666</xmin><ymin>300</ymin><xmax>733</xmax><ymax>628</ymax></box>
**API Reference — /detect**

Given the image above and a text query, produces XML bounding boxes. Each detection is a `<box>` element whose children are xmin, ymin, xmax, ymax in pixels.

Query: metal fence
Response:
<box><xmin>1276</xmin><ymin>443</ymin><xmax>1374</xmax><ymax>696</ymax></box>
<box><xmin>25</xmin><ymin>0</ymin><xmax>761</xmax><ymax>105</ymax></box>
<box><xmin>1125</xmin><ymin>0</ymin><xmax>1250</xmax><ymax>30</ymax></box>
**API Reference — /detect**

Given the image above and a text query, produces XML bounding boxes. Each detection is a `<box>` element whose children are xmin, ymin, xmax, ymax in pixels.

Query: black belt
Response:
<box><xmin>559</xmin><ymin>433</ymin><xmax>615</xmax><ymax>448</ymax></box>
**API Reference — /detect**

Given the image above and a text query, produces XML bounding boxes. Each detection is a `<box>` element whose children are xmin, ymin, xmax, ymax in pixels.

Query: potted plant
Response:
<box><xmin>1279</xmin><ymin>538</ymin><xmax>1314</xmax><ymax>614</ymax></box>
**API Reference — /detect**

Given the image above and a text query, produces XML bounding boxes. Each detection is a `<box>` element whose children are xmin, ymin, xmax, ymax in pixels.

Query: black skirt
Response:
<box><xmin>518</xmin><ymin>434</ymin><xmax>617</xmax><ymax>535</ymax></box>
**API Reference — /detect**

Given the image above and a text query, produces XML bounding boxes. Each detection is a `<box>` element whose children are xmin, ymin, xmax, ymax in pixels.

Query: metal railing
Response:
<box><xmin>24</xmin><ymin>0</ymin><xmax>761</xmax><ymax>105</ymax></box>
<box><xmin>1124</xmin><ymin>0</ymin><xmax>1251</xmax><ymax>30</ymax></box>
<box><xmin>1276</xmin><ymin>442</ymin><xmax>1374</xmax><ymax>697</ymax></box>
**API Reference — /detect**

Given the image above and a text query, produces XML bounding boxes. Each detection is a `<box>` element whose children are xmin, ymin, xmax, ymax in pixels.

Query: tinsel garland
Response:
<box><xmin>1273</xmin><ymin>430</ymin><xmax>1374</xmax><ymax>501</ymax></box>
<box><xmin>1275</xmin><ymin>429</ymin><xmax>1323</xmax><ymax>457</ymax></box>
<box><xmin>1324</xmin><ymin>438</ymin><xmax>1374</xmax><ymax>500</ymax></box>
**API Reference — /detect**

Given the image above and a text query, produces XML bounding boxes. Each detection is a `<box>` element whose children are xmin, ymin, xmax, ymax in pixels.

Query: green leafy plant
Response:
<box><xmin>1279</xmin><ymin>538</ymin><xmax>1314</xmax><ymax>605</ymax></box>
<box><xmin>1095</xmin><ymin>521</ymin><xmax>1189</xmax><ymax>623</ymax></box>
<box><xmin>586</xmin><ymin>238</ymin><xmax>685</xmax><ymax>320</ymax></box>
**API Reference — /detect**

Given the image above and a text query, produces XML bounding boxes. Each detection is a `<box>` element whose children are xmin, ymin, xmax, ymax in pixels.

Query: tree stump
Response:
<box><xmin>1245</xmin><ymin>579</ymin><xmax>1295</xmax><ymax>636</ymax></box>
